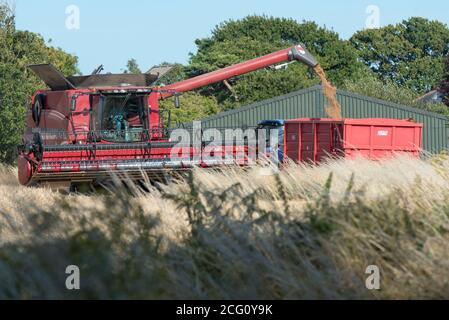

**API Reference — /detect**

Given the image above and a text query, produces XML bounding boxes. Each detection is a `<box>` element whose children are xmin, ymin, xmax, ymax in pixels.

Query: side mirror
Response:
<box><xmin>70</xmin><ymin>95</ymin><xmax>77</xmax><ymax>111</ymax></box>
<box><xmin>174</xmin><ymin>94</ymin><xmax>181</xmax><ymax>109</ymax></box>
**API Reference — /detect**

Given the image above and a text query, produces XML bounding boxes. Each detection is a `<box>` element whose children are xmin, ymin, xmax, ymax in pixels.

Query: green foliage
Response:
<box><xmin>46</xmin><ymin>45</ymin><xmax>79</xmax><ymax>76</ymax></box>
<box><xmin>351</xmin><ymin>17</ymin><xmax>449</xmax><ymax>93</ymax></box>
<box><xmin>159</xmin><ymin>92</ymin><xmax>221</xmax><ymax>126</ymax></box>
<box><xmin>439</xmin><ymin>55</ymin><xmax>449</xmax><ymax>106</ymax></box>
<box><xmin>188</xmin><ymin>15</ymin><xmax>368</xmax><ymax>109</ymax></box>
<box><xmin>343</xmin><ymin>73</ymin><xmax>449</xmax><ymax>117</ymax></box>
<box><xmin>154</xmin><ymin>63</ymin><xmax>187</xmax><ymax>86</ymax></box>
<box><xmin>124</xmin><ymin>58</ymin><xmax>141</xmax><ymax>74</ymax></box>
<box><xmin>220</xmin><ymin>61</ymin><xmax>319</xmax><ymax>110</ymax></box>
<box><xmin>155</xmin><ymin>64</ymin><xmax>219</xmax><ymax>126</ymax></box>
<box><xmin>0</xmin><ymin>2</ymin><xmax>78</xmax><ymax>163</ymax></box>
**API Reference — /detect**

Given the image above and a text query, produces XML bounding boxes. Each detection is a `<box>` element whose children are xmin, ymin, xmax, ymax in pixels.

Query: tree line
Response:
<box><xmin>0</xmin><ymin>3</ymin><xmax>78</xmax><ymax>163</ymax></box>
<box><xmin>1</xmin><ymin>1</ymin><xmax>449</xmax><ymax>163</ymax></box>
<box><xmin>154</xmin><ymin>16</ymin><xmax>449</xmax><ymax>124</ymax></box>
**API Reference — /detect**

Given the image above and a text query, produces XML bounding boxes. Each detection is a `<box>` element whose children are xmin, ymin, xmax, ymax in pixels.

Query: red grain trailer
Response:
<box><xmin>284</xmin><ymin>118</ymin><xmax>423</xmax><ymax>163</ymax></box>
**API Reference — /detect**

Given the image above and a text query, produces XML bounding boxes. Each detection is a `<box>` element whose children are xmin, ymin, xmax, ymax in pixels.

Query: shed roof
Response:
<box><xmin>195</xmin><ymin>85</ymin><xmax>449</xmax><ymax>124</ymax></box>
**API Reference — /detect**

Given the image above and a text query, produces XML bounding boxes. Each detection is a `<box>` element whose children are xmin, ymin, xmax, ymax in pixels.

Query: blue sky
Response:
<box><xmin>13</xmin><ymin>0</ymin><xmax>449</xmax><ymax>75</ymax></box>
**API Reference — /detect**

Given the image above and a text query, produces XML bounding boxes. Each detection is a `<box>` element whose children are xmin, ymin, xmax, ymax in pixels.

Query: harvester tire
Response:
<box><xmin>32</xmin><ymin>94</ymin><xmax>45</xmax><ymax>126</ymax></box>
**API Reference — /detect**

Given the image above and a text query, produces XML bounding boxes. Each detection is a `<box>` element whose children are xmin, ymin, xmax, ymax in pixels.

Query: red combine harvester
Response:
<box><xmin>18</xmin><ymin>44</ymin><xmax>319</xmax><ymax>188</ymax></box>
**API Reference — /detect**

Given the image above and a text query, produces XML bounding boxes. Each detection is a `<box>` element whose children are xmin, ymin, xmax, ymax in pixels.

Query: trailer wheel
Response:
<box><xmin>32</xmin><ymin>94</ymin><xmax>45</xmax><ymax>126</ymax></box>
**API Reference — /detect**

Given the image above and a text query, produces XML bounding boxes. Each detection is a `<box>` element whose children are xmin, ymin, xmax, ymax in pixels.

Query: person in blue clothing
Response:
<box><xmin>257</xmin><ymin>120</ymin><xmax>285</xmax><ymax>164</ymax></box>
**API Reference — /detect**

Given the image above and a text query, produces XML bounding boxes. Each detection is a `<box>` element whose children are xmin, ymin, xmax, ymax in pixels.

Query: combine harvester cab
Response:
<box><xmin>18</xmin><ymin>44</ymin><xmax>320</xmax><ymax>188</ymax></box>
<box><xmin>18</xmin><ymin>65</ymin><xmax>174</xmax><ymax>187</ymax></box>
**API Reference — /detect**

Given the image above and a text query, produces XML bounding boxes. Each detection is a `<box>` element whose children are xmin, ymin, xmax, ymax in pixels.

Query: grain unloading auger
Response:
<box><xmin>18</xmin><ymin>44</ymin><xmax>318</xmax><ymax>188</ymax></box>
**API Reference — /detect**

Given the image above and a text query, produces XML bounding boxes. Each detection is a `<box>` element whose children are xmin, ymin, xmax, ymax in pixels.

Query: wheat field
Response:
<box><xmin>0</xmin><ymin>155</ymin><xmax>449</xmax><ymax>299</ymax></box>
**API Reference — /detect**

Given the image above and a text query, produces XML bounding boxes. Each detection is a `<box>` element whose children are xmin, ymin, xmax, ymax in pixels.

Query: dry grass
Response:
<box><xmin>0</xmin><ymin>155</ymin><xmax>449</xmax><ymax>299</ymax></box>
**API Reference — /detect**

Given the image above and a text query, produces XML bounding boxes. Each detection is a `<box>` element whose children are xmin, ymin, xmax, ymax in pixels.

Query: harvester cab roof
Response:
<box><xmin>27</xmin><ymin>64</ymin><xmax>166</xmax><ymax>91</ymax></box>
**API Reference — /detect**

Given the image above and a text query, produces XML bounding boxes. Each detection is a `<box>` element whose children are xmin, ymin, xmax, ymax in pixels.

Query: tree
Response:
<box><xmin>47</xmin><ymin>45</ymin><xmax>79</xmax><ymax>76</ymax></box>
<box><xmin>159</xmin><ymin>92</ymin><xmax>221</xmax><ymax>126</ymax></box>
<box><xmin>124</xmin><ymin>58</ymin><xmax>141</xmax><ymax>74</ymax></box>
<box><xmin>154</xmin><ymin>63</ymin><xmax>187</xmax><ymax>86</ymax></box>
<box><xmin>0</xmin><ymin>2</ymin><xmax>79</xmax><ymax>163</ymax></box>
<box><xmin>439</xmin><ymin>55</ymin><xmax>449</xmax><ymax>106</ymax></box>
<box><xmin>351</xmin><ymin>17</ymin><xmax>449</xmax><ymax>93</ymax></box>
<box><xmin>187</xmin><ymin>15</ymin><xmax>369</xmax><ymax>110</ymax></box>
<box><xmin>343</xmin><ymin>73</ymin><xmax>449</xmax><ymax>118</ymax></box>
<box><xmin>153</xmin><ymin>64</ymin><xmax>222</xmax><ymax>126</ymax></box>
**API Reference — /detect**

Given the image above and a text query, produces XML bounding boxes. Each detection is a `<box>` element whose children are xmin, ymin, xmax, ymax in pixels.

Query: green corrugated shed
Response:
<box><xmin>184</xmin><ymin>85</ymin><xmax>449</xmax><ymax>153</ymax></box>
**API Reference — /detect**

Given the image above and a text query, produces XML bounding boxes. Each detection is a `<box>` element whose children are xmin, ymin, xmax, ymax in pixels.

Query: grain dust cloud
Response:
<box><xmin>314</xmin><ymin>65</ymin><xmax>342</xmax><ymax>119</ymax></box>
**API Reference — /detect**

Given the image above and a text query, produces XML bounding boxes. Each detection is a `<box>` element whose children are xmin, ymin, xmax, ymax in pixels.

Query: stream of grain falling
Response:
<box><xmin>313</xmin><ymin>65</ymin><xmax>342</xmax><ymax>119</ymax></box>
